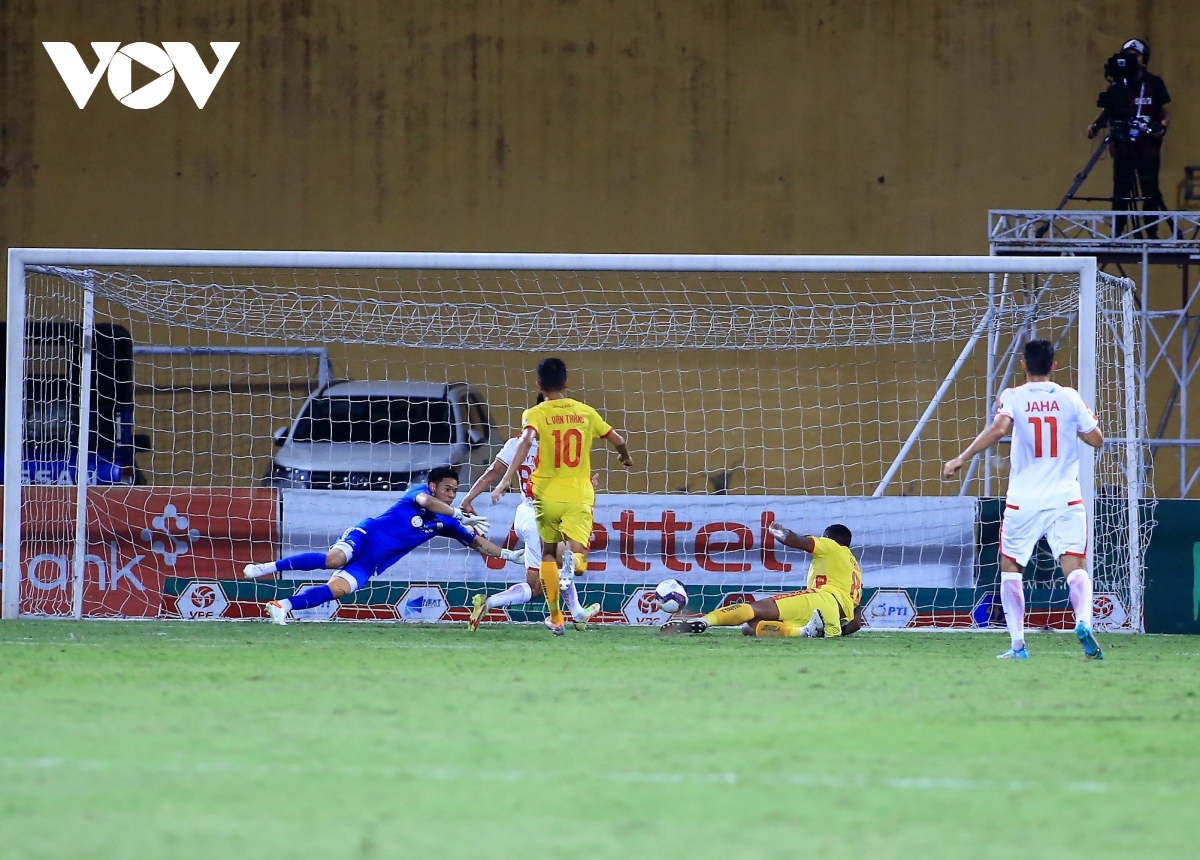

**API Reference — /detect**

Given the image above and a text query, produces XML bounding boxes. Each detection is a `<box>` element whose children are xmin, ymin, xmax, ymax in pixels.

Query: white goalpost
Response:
<box><xmin>3</xmin><ymin>249</ymin><xmax>1150</xmax><ymax>630</ymax></box>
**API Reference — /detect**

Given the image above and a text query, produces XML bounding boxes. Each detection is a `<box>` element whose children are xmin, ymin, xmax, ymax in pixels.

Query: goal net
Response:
<box><xmin>2</xmin><ymin>252</ymin><xmax>1151</xmax><ymax>631</ymax></box>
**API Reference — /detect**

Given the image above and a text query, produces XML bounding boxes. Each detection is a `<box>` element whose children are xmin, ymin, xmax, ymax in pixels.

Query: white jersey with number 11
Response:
<box><xmin>995</xmin><ymin>381</ymin><xmax>1099</xmax><ymax>509</ymax></box>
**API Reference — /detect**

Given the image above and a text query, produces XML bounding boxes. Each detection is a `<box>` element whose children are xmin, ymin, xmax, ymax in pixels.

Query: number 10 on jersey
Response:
<box><xmin>551</xmin><ymin>428</ymin><xmax>583</xmax><ymax>468</ymax></box>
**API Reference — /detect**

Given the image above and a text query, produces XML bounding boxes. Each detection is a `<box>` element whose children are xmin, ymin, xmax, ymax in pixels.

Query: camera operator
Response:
<box><xmin>1087</xmin><ymin>39</ymin><xmax>1172</xmax><ymax>235</ymax></box>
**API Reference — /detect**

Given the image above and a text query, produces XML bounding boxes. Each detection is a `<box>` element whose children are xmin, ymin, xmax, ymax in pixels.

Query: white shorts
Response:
<box><xmin>1000</xmin><ymin>500</ymin><xmax>1087</xmax><ymax>568</ymax></box>
<box><xmin>514</xmin><ymin>502</ymin><xmax>544</xmax><ymax>570</ymax></box>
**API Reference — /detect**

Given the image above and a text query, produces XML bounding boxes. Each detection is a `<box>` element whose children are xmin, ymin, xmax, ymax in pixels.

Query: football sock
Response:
<box><xmin>287</xmin><ymin>584</ymin><xmax>337</xmax><ymax>610</ymax></box>
<box><xmin>564</xmin><ymin>581</ymin><xmax>585</xmax><ymax>622</ymax></box>
<box><xmin>703</xmin><ymin>603</ymin><xmax>756</xmax><ymax>628</ymax></box>
<box><xmin>486</xmin><ymin>581</ymin><xmax>533</xmax><ymax>610</ymax></box>
<box><xmin>273</xmin><ymin>552</ymin><xmax>329</xmax><ymax>573</ymax></box>
<box><xmin>1066</xmin><ymin>570</ymin><xmax>1094</xmax><ymax>628</ymax></box>
<box><xmin>1000</xmin><ymin>572</ymin><xmax>1026</xmax><ymax>649</ymax></box>
<box><xmin>540</xmin><ymin>561</ymin><xmax>563</xmax><ymax>627</ymax></box>
<box><xmin>753</xmin><ymin>621</ymin><xmax>801</xmax><ymax>638</ymax></box>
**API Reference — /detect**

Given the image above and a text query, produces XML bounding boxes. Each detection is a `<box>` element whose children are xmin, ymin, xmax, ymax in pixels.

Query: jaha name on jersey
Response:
<box><xmin>1025</xmin><ymin>400</ymin><xmax>1061</xmax><ymax>413</ymax></box>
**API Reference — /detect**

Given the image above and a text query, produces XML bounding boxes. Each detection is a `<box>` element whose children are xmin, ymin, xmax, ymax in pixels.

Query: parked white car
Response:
<box><xmin>266</xmin><ymin>380</ymin><xmax>498</xmax><ymax>491</ymax></box>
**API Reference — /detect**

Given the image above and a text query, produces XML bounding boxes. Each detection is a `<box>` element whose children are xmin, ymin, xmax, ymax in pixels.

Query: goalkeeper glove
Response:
<box><xmin>499</xmin><ymin>547</ymin><xmax>523</xmax><ymax>565</ymax></box>
<box><xmin>453</xmin><ymin>507</ymin><xmax>490</xmax><ymax>537</ymax></box>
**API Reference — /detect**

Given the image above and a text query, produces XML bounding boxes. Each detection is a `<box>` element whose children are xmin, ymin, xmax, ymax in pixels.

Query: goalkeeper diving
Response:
<box><xmin>661</xmin><ymin>521</ymin><xmax>863</xmax><ymax>638</ymax></box>
<box><xmin>243</xmin><ymin>465</ymin><xmax>523</xmax><ymax>624</ymax></box>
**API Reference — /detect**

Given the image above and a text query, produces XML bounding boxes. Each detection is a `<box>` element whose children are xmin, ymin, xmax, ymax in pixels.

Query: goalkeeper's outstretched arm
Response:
<box><xmin>414</xmin><ymin>488</ymin><xmax>490</xmax><ymax>535</ymax></box>
<box><xmin>469</xmin><ymin>535</ymin><xmax>521</xmax><ymax>562</ymax></box>
<box><xmin>415</xmin><ymin>487</ymin><xmax>521</xmax><ymax>563</ymax></box>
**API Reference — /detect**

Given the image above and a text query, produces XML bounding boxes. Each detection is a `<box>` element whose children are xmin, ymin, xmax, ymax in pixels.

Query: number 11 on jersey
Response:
<box><xmin>1029</xmin><ymin>416</ymin><xmax>1058</xmax><ymax>458</ymax></box>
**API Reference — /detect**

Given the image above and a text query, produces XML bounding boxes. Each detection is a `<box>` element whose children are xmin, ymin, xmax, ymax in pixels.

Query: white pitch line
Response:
<box><xmin>0</xmin><ymin>758</ymin><xmax>1136</xmax><ymax>794</ymax></box>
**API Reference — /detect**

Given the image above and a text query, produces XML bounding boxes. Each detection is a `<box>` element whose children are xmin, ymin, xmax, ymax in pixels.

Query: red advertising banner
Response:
<box><xmin>3</xmin><ymin>487</ymin><xmax>278</xmax><ymax>617</ymax></box>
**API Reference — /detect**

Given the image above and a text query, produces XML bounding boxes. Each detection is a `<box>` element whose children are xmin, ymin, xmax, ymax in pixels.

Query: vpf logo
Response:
<box><xmin>1093</xmin><ymin>594</ymin><xmax>1117</xmax><ymax>621</ymax></box>
<box><xmin>189</xmin><ymin>584</ymin><xmax>218</xmax><ymax>609</ymax></box>
<box><xmin>636</xmin><ymin>591</ymin><xmax>662</xmax><ymax>613</ymax></box>
<box><xmin>43</xmin><ymin>41</ymin><xmax>239</xmax><ymax>109</ymax></box>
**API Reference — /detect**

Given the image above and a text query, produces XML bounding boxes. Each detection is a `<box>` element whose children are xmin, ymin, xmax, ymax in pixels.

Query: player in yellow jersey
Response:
<box><xmin>490</xmin><ymin>357</ymin><xmax>633</xmax><ymax>635</ymax></box>
<box><xmin>661</xmin><ymin>521</ymin><xmax>863</xmax><ymax>638</ymax></box>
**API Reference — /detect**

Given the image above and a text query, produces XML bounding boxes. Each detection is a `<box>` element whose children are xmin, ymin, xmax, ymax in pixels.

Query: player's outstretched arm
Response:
<box><xmin>470</xmin><ymin>535</ymin><xmax>522</xmax><ymax>564</ymax></box>
<box><xmin>604</xmin><ymin>429</ymin><xmax>634</xmax><ymax>470</ymax></box>
<box><xmin>460</xmin><ymin>458</ymin><xmax>508</xmax><ymax>515</ymax></box>
<box><xmin>943</xmin><ymin>414</ymin><xmax>1013</xmax><ymax>477</ymax></box>
<box><xmin>767</xmin><ymin>520</ymin><xmax>815</xmax><ymax>554</ymax></box>
<box><xmin>414</xmin><ymin>490</ymin><xmax>456</xmax><ymax>517</ymax></box>
<box><xmin>490</xmin><ymin>427</ymin><xmax>536</xmax><ymax>505</ymax></box>
<box><xmin>415</xmin><ymin>489</ymin><xmax>489</xmax><ymax>533</ymax></box>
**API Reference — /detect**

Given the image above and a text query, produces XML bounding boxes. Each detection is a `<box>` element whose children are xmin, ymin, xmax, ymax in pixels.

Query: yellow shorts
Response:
<box><xmin>771</xmin><ymin>588</ymin><xmax>846</xmax><ymax>638</ymax></box>
<box><xmin>534</xmin><ymin>499</ymin><xmax>594</xmax><ymax>546</ymax></box>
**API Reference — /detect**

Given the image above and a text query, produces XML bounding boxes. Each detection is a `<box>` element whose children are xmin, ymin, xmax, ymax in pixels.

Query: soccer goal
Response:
<box><xmin>3</xmin><ymin>250</ymin><xmax>1150</xmax><ymax>630</ymax></box>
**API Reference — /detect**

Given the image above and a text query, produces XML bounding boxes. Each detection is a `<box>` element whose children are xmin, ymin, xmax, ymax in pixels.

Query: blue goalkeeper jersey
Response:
<box><xmin>337</xmin><ymin>484</ymin><xmax>475</xmax><ymax>585</ymax></box>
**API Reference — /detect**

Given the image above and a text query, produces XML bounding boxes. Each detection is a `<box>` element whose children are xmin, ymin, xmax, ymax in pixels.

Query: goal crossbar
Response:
<box><xmin>12</xmin><ymin>248</ymin><xmax>1096</xmax><ymax>275</ymax></box>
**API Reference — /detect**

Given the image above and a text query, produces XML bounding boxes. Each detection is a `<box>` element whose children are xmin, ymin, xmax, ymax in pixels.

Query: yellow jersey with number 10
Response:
<box><xmin>521</xmin><ymin>397</ymin><xmax>613</xmax><ymax>505</ymax></box>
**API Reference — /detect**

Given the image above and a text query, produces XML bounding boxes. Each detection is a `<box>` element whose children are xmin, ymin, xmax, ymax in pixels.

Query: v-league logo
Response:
<box><xmin>43</xmin><ymin>42</ymin><xmax>239</xmax><ymax>109</ymax></box>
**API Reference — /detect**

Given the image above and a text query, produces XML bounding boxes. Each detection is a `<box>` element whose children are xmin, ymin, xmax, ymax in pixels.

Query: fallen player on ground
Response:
<box><xmin>661</xmin><ymin>521</ymin><xmax>862</xmax><ymax>638</ymax></box>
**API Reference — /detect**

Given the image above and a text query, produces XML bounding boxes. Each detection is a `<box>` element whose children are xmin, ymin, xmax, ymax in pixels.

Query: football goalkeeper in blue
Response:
<box><xmin>243</xmin><ymin>465</ymin><xmax>523</xmax><ymax>624</ymax></box>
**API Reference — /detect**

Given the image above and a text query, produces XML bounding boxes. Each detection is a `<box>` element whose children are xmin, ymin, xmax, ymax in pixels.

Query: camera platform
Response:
<box><xmin>989</xmin><ymin>209</ymin><xmax>1200</xmax><ymax>265</ymax></box>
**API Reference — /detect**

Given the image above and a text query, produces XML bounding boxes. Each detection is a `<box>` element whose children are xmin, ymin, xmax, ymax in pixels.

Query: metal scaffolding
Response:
<box><xmin>990</xmin><ymin>210</ymin><xmax>1200</xmax><ymax>497</ymax></box>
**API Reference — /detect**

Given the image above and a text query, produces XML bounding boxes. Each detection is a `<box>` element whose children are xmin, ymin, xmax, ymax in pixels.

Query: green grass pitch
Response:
<box><xmin>1</xmin><ymin>622</ymin><xmax>1197</xmax><ymax>859</ymax></box>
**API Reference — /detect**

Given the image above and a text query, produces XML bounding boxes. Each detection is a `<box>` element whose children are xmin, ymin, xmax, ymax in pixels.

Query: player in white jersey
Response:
<box><xmin>460</xmin><ymin>422</ymin><xmax>600</xmax><ymax>631</ymax></box>
<box><xmin>944</xmin><ymin>339</ymin><xmax>1106</xmax><ymax>660</ymax></box>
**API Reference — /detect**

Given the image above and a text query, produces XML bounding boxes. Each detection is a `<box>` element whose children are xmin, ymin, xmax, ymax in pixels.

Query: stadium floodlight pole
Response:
<box><xmin>873</xmin><ymin>304</ymin><xmax>997</xmax><ymax>498</ymax></box>
<box><xmin>70</xmin><ymin>282</ymin><xmax>96</xmax><ymax>620</ymax></box>
<box><xmin>3</xmin><ymin>251</ymin><xmax>27</xmax><ymax>619</ymax></box>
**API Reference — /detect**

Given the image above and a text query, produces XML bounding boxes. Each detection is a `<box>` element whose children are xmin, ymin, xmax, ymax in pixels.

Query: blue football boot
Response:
<box><xmin>1075</xmin><ymin>620</ymin><xmax>1104</xmax><ymax>660</ymax></box>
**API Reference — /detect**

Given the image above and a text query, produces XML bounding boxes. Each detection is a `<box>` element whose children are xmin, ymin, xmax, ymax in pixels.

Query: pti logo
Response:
<box><xmin>43</xmin><ymin>42</ymin><xmax>239</xmax><ymax>109</ymax></box>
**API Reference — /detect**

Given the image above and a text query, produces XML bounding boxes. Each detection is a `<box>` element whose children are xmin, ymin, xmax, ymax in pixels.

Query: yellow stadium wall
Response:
<box><xmin>2</xmin><ymin>1</ymin><xmax>1195</xmax><ymax>257</ymax></box>
<box><xmin>2</xmin><ymin>1</ymin><xmax>1197</xmax><ymax>493</ymax></box>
